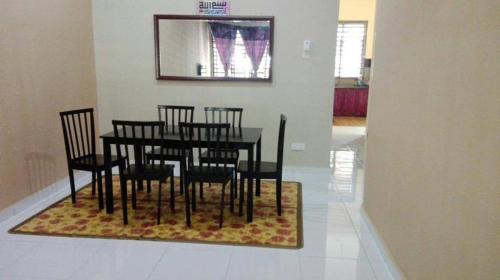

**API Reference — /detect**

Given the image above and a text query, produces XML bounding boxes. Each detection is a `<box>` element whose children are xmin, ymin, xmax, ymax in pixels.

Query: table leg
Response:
<box><xmin>246</xmin><ymin>145</ymin><xmax>254</xmax><ymax>223</ymax></box>
<box><xmin>103</xmin><ymin>139</ymin><xmax>114</xmax><ymax>214</ymax></box>
<box><xmin>256</xmin><ymin>136</ymin><xmax>261</xmax><ymax>196</ymax></box>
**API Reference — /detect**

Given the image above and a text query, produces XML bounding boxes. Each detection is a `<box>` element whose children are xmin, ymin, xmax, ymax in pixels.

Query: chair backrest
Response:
<box><xmin>112</xmin><ymin>120</ymin><xmax>165</xmax><ymax>169</ymax></box>
<box><xmin>276</xmin><ymin>114</ymin><xmax>287</xmax><ymax>175</ymax></box>
<box><xmin>59</xmin><ymin>108</ymin><xmax>96</xmax><ymax>162</ymax></box>
<box><xmin>179</xmin><ymin>122</ymin><xmax>231</xmax><ymax>171</ymax></box>
<box><xmin>157</xmin><ymin>105</ymin><xmax>195</xmax><ymax>134</ymax></box>
<box><xmin>204</xmin><ymin>107</ymin><xmax>242</xmax><ymax>137</ymax></box>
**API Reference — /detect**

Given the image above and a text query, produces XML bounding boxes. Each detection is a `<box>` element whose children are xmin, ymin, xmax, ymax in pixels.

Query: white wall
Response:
<box><xmin>159</xmin><ymin>20</ymin><xmax>189</xmax><ymax>76</ymax></box>
<box><xmin>197</xmin><ymin>22</ymin><xmax>212</xmax><ymax>76</ymax></box>
<box><xmin>184</xmin><ymin>22</ymin><xmax>200</xmax><ymax>77</ymax></box>
<box><xmin>159</xmin><ymin>20</ymin><xmax>205</xmax><ymax>77</ymax></box>
<box><xmin>92</xmin><ymin>0</ymin><xmax>338</xmax><ymax>167</ymax></box>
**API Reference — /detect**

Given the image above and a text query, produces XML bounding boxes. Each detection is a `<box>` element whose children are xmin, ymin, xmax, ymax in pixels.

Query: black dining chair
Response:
<box><xmin>199</xmin><ymin>107</ymin><xmax>242</xmax><ymax>199</ymax></box>
<box><xmin>145</xmin><ymin>105</ymin><xmax>195</xmax><ymax>195</ymax></box>
<box><xmin>179</xmin><ymin>122</ymin><xmax>235</xmax><ymax>228</ymax></box>
<box><xmin>112</xmin><ymin>120</ymin><xmax>176</xmax><ymax>225</ymax></box>
<box><xmin>60</xmin><ymin>108</ymin><xmax>124</xmax><ymax>209</ymax></box>
<box><xmin>238</xmin><ymin>114</ymin><xmax>287</xmax><ymax>216</ymax></box>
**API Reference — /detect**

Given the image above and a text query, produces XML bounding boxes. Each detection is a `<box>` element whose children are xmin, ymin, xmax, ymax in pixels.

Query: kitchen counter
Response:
<box><xmin>335</xmin><ymin>85</ymin><xmax>369</xmax><ymax>89</ymax></box>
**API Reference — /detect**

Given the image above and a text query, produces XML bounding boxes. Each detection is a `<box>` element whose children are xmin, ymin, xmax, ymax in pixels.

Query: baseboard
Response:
<box><xmin>0</xmin><ymin>171</ymin><xmax>92</xmax><ymax>225</ymax></box>
<box><xmin>283</xmin><ymin>166</ymin><xmax>331</xmax><ymax>174</ymax></box>
<box><xmin>360</xmin><ymin>207</ymin><xmax>405</xmax><ymax>280</ymax></box>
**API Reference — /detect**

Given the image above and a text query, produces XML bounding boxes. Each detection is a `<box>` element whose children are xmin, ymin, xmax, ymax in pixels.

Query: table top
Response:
<box><xmin>100</xmin><ymin>127</ymin><xmax>263</xmax><ymax>145</ymax></box>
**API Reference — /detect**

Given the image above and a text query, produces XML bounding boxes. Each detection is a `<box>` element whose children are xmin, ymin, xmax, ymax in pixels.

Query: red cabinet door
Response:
<box><xmin>334</xmin><ymin>88</ymin><xmax>369</xmax><ymax>117</ymax></box>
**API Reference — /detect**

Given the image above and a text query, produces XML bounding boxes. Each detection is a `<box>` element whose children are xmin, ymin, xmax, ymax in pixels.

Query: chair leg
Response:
<box><xmin>131</xmin><ymin>180</ymin><xmax>137</xmax><ymax>210</ymax></box>
<box><xmin>157</xmin><ymin>181</ymin><xmax>162</xmax><ymax>224</ymax></box>
<box><xmin>170</xmin><ymin>172</ymin><xmax>175</xmax><ymax>212</ymax></box>
<box><xmin>219</xmin><ymin>183</ymin><xmax>226</xmax><ymax>228</ymax></box>
<box><xmin>179</xmin><ymin>161</ymin><xmax>184</xmax><ymax>195</ymax></box>
<box><xmin>256</xmin><ymin>175</ymin><xmax>261</xmax><ymax>197</ymax></box>
<box><xmin>233</xmin><ymin>169</ymin><xmax>238</xmax><ymax>199</ymax></box>
<box><xmin>191</xmin><ymin>181</ymin><xmax>196</xmax><ymax>212</ymax></box>
<box><xmin>146</xmin><ymin>158</ymin><xmax>152</xmax><ymax>193</ymax></box>
<box><xmin>199</xmin><ymin>181</ymin><xmax>204</xmax><ymax>199</ymax></box>
<box><xmin>239</xmin><ymin>175</ymin><xmax>245</xmax><ymax>217</ymax></box>
<box><xmin>276</xmin><ymin>178</ymin><xmax>282</xmax><ymax>216</ymax></box>
<box><xmin>184</xmin><ymin>175</ymin><xmax>191</xmax><ymax>227</ymax></box>
<box><xmin>68</xmin><ymin>168</ymin><xmax>76</xmax><ymax>204</ymax></box>
<box><xmin>91</xmin><ymin>171</ymin><xmax>96</xmax><ymax>196</ymax></box>
<box><xmin>97</xmin><ymin>171</ymin><xmax>104</xmax><ymax>210</ymax></box>
<box><xmin>230</xmin><ymin>178</ymin><xmax>234</xmax><ymax>213</ymax></box>
<box><xmin>120</xmin><ymin>178</ymin><xmax>128</xmax><ymax>225</ymax></box>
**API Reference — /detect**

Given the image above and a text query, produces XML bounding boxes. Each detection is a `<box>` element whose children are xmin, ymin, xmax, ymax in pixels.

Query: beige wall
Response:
<box><xmin>92</xmin><ymin>0</ymin><xmax>338</xmax><ymax>167</ymax></box>
<box><xmin>338</xmin><ymin>0</ymin><xmax>376</xmax><ymax>58</ymax></box>
<box><xmin>364</xmin><ymin>0</ymin><xmax>500</xmax><ymax>279</ymax></box>
<box><xmin>0</xmin><ymin>0</ymin><xmax>97</xmax><ymax>210</ymax></box>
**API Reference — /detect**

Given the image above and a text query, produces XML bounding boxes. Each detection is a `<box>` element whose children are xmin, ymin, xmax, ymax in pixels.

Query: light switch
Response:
<box><xmin>302</xmin><ymin>40</ymin><xmax>312</xmax><ymax>58</ymax></box>
<box><xmin>291</xmin><ymin>142</ymin><xmax>306</xmax><ymax>151</ymax></box>
<box><xmin>303</xmin><ymin>40</ymin><xmax>312</xmax><ymax>51</ymax></box>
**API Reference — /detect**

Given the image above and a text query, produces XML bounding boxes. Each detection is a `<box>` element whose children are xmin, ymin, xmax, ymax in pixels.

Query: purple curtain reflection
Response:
<box><xmin>238</xmin><ymin>26</ymin><xmax>270</xmax><ymax>77</ymax></box>
<box><xmin>209</xmin><ymin>23</ymin><xmax>237</xmax><ymax>76</ymax></box>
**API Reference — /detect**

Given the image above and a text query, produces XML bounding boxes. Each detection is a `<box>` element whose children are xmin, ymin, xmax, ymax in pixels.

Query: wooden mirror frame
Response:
<box><xmin>154</xmin><ymin>14</ymin><xmax>274</xmax><ymax>82</ymax></box>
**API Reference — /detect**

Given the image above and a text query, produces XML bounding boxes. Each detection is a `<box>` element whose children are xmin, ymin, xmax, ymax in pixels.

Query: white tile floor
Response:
<box><xmin>0</xmin><ymin>127</ymin><xmax>393</xmax><ymax>280</ymax></box>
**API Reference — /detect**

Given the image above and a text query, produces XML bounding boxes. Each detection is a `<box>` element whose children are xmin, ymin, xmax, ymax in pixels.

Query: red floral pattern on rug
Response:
<box><xmin>10</xmin><ymin>177</ymin><xmax>302</xmax><ymax>248</ymax></box>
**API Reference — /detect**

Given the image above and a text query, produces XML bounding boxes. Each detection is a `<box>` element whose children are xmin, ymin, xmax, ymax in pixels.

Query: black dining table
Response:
<box><xmin>100</xmin><ymin>127</ymin><xmax>263</xmax><ymax>223</ymax></box>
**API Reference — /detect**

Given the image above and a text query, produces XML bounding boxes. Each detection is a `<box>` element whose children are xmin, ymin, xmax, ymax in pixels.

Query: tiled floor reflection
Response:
<box><xmin>330</xmin><ymin>150</ymin><xmax>356</xmax><ymax>191</ymax></box>
<box><xmin>0</xmin><ymin>127</ymin><xmax>392</xmax><ymax>280</ymax></box>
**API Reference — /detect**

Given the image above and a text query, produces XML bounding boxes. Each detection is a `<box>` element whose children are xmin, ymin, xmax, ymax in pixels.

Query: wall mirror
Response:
<box><xmin>154</xmin><ymin>15</ymin><xmax>274</xmax><ymax>82</ymax></box>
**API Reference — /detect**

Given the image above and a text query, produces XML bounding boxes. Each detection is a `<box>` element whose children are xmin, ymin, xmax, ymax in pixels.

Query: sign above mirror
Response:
<box><xmin>154</xmin><ymin>15</ymin><xmax>274</xmax><ymax>82</ymax></box>
<box><xmin>198</xmin><ymin>1</ymin><xmax>230</xmax><ymax>16</ymax></box>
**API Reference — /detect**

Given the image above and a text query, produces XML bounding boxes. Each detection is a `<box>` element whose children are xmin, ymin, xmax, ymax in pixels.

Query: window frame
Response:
<box><xmin>335</xmin><ymin>21</ymin><xmax>368</xmax><ymax>79</ymax></box>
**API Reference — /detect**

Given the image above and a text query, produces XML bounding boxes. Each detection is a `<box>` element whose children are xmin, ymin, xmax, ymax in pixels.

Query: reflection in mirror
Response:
<box><xmin>155</xmin><ymin>15</ymin><xmax>273</xmax><ymax>81</ymax></box>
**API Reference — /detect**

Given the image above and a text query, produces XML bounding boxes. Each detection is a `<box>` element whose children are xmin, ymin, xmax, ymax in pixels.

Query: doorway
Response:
<box><xmin>333</xmin><ymin>0</ymin><xmax>376</xmax><ymax>130</ymax></box>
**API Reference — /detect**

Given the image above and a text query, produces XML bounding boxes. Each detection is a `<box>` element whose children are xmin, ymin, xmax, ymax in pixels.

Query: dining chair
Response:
<box><xmin>112</xmin><ymin>120</ymin><xmax>175</xmax><ymax>225</ymax></box>
<box><xmin>200</xmin><ymin>107</ymin><xmax>243</xmax><ymax>199</ymax></box>
<box><xmin>179</xmin><ymin>122</ymin><xmax>235</xmax><ymax>228</ymax></box>
<box><xmin>60</xmin><ymin>108</ymin><xmax>124</xmax><ymax>209</ymax></box>
<box><xmin>145</xmin><ymin>105</ymin><xmax>195</xmax><ymax>195</ymax></box>
<box><xmin>238</xmin><ymin>114</ymin><xmax>287</xmax><ymax>216</ymax></box>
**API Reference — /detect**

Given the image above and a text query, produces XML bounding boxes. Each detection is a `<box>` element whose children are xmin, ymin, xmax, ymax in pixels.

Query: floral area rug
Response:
<box><xmin>9</xmin><ymin>176</ymin><xmax>303</xmax><ymax>248</ymax></box>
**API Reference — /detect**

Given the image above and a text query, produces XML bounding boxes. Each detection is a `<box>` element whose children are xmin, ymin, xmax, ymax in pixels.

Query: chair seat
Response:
<box><xmin>238</xmin><ymin>160</ymin><xmax>278</xmax><ymax>178</ymax></box>
<box><xmin>71</xmin><ymin>154</ymin><xmax>123</xmax><ymax>171</ymax></box>
<box><xmin>199</xmin><ymin>148</ymin><xmax>239</xmax><ymax>164</ymax></box>
<box><xmin>122</xmin><ymin>164</ymin><xmax>174</xmax><ymax>181</ymax></box>
<box><xmin>187</xmin><ymin>166</ymin><xmax>234</xmax><ymax>184</ymax></box>
<box><xmin>146</xmin><ymin>147</ymin><xmax>187</xmax><ymax>160</ymax></box>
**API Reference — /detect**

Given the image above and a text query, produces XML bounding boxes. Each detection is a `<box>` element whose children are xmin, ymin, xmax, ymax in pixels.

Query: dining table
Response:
<box><xmin>100</xmin><ymin>126</ymin><xmax>263</xmax><ymax>223</ymax></box>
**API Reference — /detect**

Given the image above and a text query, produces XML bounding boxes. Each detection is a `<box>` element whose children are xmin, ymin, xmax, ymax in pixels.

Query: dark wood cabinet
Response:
<box><xmin>333</xmin><ymin>87</ymin><xmax>369</xmax><ymax>117</ymax></box>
